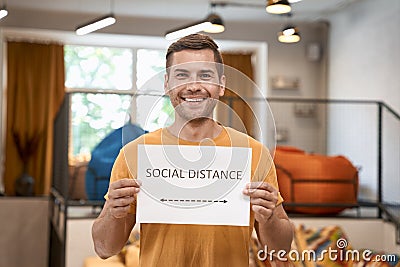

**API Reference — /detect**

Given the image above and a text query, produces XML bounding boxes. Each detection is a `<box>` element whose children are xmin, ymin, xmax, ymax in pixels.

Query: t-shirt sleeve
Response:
<box><xmin>105</xmin><ymin>149</ymin><xmax>137</xmax><ymax>214</ymax></box>
<box><xmin>109</xmin><ymin>149</ymin><xmax>132</xmax><ymax>184</ymax></box>
<box><xmin>257</xmin><ymin>145</ymin><xmax>284</xmax><ymax>206</ymax></box>
<box><xmin>264</xmin><ymin>160</ymin><xmax>284</xmax><ymax>206</ymax></box>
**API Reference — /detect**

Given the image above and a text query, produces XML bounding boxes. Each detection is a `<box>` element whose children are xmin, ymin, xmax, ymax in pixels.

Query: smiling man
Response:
<box><xmin>92</xmin><ymin>34</ymin><xmax>294</xmax><ymax>266</ymax></box>
<box><xmin>165</xmin><ymin>44</ymin><xmax>226</xmax><ymax>140</ymax></box>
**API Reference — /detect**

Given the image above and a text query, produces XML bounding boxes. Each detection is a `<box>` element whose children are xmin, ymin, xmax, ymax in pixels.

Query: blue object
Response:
<box><xmin>85</xmin><ymin>124</ymin><xmax>146</xmax><ymax>200</ymax></box>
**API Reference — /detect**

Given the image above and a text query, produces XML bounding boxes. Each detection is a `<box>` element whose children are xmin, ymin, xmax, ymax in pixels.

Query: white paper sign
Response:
<box><xmin>136</xmin><ymin>144</ymin><xmax>252</xmax><ymax>226</ymax></box>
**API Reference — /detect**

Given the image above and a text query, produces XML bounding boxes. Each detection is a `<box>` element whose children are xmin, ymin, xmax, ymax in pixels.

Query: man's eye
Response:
<box><xmin>199</xmin><ymin>73</ymin><xmax>212</xmax><ymax>79</ymax></box>
<box><xmin>176</xmin><ymin>73</ymin><xmax>189</xmax><ymax>78</ymax></box>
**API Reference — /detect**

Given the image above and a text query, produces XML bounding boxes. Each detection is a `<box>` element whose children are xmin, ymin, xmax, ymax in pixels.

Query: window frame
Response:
<box><xmin>65</xmin><ymin>46</ymin><xmax>167</xmax><ymax>162</ymax></box>
<box><xmin>63</xmin><ymin>40</ymin><xmax>170</xmax><ymax>162</ymax></box>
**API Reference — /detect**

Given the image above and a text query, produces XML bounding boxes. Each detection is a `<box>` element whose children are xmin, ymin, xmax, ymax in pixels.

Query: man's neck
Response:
<box><xmin>167</xmin><ymin>118</ymin><xmax>223</xmax><ymax>142</ymax></box>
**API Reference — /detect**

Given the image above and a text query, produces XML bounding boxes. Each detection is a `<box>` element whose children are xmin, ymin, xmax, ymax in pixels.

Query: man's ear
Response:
<box><xmin>164</xmin><ymin>73</ymin><xmax>169</xmax><ymax>95</ymax></box>
<box><xmin>219</xmin><ymin>74</ymin><xmax>226</xmax><ymax>97</ymax></box>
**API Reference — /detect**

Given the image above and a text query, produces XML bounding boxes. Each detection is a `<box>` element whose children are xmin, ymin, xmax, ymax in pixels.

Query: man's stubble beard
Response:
<box><xmin>175</xmin><ymin>98</ymin><xmax>218</xmax><ymax>125</ymax></box>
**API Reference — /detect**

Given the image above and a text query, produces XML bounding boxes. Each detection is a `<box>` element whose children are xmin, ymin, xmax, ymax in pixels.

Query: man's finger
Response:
<box><xmin>110</xmin><ymin>178</ymin><xmax>141</xmax><ymax>189</ymax></box>
<box><xmin>252</xmin><ymin>205</ymin><xmax>273</xmax><ymax>218</ymax></box>
<box><xmin>113</xmin><ymin>196</ymin><xmax>135</xmax><ymax>207</ymax></box>
<box><xmin>246</xmin><ymin>182</ymin><xmax>276</xmax><ymax>193</ymax></box>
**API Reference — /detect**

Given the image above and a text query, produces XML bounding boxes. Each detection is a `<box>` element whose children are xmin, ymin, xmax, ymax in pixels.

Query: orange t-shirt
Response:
<box><xmin>110</xmin><ymin>127</ymin><xmax>283</xmax><ymax>267</ymax></box>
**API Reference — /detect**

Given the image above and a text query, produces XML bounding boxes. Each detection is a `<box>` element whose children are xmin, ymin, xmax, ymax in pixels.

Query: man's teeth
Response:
<box><xmin>185</xmin><ymin>98</ymin><xmax>205</xmax><ymax>102</ymax></box>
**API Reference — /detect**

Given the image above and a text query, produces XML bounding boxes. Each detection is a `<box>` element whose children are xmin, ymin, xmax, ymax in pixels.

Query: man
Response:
<box><xmin>92</xmin><ymin>34</ymin><xmax>293</xmax><ymax>266</ymax></box>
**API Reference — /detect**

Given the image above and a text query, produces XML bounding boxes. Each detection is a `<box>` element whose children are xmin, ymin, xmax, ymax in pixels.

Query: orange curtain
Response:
<box><xmin>220</xmin><ymin>52</ymin><xmax>256</xmax><ymax>137</ymax></box>
<box><xmin>4</xmin><ymin>41</ymin><xmax>65</xmax><ymax>196</ymax></box>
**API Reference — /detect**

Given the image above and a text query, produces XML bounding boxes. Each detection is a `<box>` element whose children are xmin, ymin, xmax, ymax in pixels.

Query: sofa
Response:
<box><xmin>274</xmin><ymin>146</ymin><xmax>359</xmax><ymax>214</ymax></box>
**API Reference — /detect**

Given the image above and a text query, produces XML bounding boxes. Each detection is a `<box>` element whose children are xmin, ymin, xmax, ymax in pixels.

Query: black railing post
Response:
<box><xmin>377</xmin><ymin>103</ymin><xmax>383</xmax><ymax>218</ymax></box>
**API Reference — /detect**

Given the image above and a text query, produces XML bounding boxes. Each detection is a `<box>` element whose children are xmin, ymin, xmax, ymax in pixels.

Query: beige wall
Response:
<box><xmin>327</xmin><ymin>0</ymin><xmax>400</xmax><ymax>201</ymax></box>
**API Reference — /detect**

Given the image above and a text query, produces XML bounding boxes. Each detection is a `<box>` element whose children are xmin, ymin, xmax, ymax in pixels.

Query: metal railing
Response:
<box><xmin>233</xmin><ymin>97</ymin><xmax>399</xmax><ymax>241</ymax></box>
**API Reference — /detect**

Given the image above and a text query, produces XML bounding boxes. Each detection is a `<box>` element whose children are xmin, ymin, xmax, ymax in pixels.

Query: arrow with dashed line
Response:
<box><xmin>160</xmin><ymin>198</ymin><xmax>228</xmax><ymax>203</ymax></box>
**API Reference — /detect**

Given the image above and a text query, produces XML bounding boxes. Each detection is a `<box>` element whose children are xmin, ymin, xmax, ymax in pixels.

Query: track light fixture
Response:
<box><xmin>76</xmin><ymin>14</ymin><xmax>116</xmax><ymax>35</ymax></box>
<box><xmin>278</xmin><ymin>25</ymin><xmax>300</xmax><ymax>43</ymax></box>
<box><xmin>0</xmin><ymin>5</ymin><xmax>8</xmax><ymax>20</ymax></box>
<box><xmin>75</xmin><ymin>0</ymin><xmax>116</xmax><ymax>35</ymax></box>
<box><xmin>266</xmin><ymin>0</ymin><xmax>292</xmax><ymax>15</ymax></box>
<box><xmin>163</xmin><ymin>1</ymin><xmax>301</xmax><ymax>42</ymax></box>
<box><xmin>203</xmin><ymin>13</ymin><xmax>225</xmax><ymax>34</ymax></box>
<box><xmin>165</xmin><ymin>12</ymin><xmax>224</xmax><ymax>40</ymax></box>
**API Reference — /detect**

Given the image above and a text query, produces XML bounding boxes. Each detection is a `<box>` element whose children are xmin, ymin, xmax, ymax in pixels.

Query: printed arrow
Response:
<box><xmin>160</xmin><ymin>198</ymin><xmax>228</xmax><ymax>203</ymax></box>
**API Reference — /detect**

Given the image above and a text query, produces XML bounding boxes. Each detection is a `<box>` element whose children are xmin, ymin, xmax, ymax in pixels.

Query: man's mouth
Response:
<box><xmin>181</xmin><ymin>97</ymin><xmax>207</xmax><ymax>102</ymax></box>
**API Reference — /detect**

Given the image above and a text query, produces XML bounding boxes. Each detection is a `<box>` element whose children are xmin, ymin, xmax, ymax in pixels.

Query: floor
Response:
<box><xmin>65</xmin><ymin>203</ymin><xmax>399</xmax><ymax>267</ymax></box>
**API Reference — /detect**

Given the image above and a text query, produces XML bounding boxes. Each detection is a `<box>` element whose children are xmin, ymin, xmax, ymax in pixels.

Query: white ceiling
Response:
<box><xmin>8</xmin><ymin>0</ymin><xmax>360</xmax><ymax>23</ymax></box>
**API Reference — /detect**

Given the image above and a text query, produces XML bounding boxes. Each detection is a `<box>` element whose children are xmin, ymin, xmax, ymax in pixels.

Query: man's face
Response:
<box><xmin>165</xmin><ymin>49</ymin><xmax>225</xmax><ymax>123</ymax></box>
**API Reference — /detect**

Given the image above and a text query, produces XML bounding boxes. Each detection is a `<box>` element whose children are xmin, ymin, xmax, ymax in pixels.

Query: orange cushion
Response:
<box><xmin>274</xmin><ymin>146</ymin><xmax>358</xmax><ymax>214</ymax></box>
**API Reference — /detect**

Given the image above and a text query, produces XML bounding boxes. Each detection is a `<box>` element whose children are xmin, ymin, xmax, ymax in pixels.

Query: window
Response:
<box><xmin>136</xmin><ymin>49</ymin><xmax>174</xmax><ymax>132</ymax></box>
<box><xmin>65</xmin><ymin>45</ymin><xmax>170</xmax><ymax>164</ymax></box>
<box><xmin>64</xmin><ymin>46</ymin><xmax>133</xmax><ymax>90</ymax></box>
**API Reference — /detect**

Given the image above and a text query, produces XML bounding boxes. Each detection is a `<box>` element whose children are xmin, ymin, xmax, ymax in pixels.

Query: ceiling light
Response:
<box><xmin>266</xmin><ymin>0</ymin><xmax>292</xmax><ymax>14</ymax></box>
<box><xmin>165</xmin><ymin>13</ymin><xmax>225</xmax><ymax>40</ymax></box>
<box><xmin>282</xmin><ymin>27</ymin><xmax>295</xmax><ymax>36</ymax></box>
<box><xmin>278</xmin><ymin>25</ymin><xmax>300</xmax><ymax>43</ymax></box>
<box><xmin>0</xmin><ymin>6</ymin><xmax>8</xmax><ymax>20</ymax></box>
<box><xmin>76</xmin><ymin>14</ymin><xmax>116</xmax><ymax>35</ymax></box>
<box><xmin>165</xmin><ymin>21</ymin><xmax>212</xmax><ymax>41</ymax></box>
<box><xmin>203</xmin><ymin>13</ymin><xmax>225</xmax><ymax>33</ymax></box>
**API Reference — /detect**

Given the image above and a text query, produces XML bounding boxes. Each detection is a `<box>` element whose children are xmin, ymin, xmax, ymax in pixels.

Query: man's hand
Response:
<box><xmin>107</xmin><ymin>178</ymin><xmax>141</xmax><ymax>219</ymax></box>
<box><xmin>92</xmin><ymin>178</ymin><xmax>139</xmax><ymax>258</ymax></box>
<box><xmin>242</xmin><ymin>182</ymin><xmax>279</xmax><ymax>223</ymax></box>
<box><xmin>243</xmin><ymin>182</ymin><xmax>293</xmax><ymax>253</ymax></box>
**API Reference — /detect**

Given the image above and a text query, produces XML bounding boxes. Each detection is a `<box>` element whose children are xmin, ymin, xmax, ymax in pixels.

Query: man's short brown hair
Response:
<box><xmin>166</xmin><ymin>34</ymin><xmax>224</xmax><ymax>77</ymax></box>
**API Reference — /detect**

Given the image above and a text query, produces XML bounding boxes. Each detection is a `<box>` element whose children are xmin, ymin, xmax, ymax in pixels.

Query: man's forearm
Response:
<box><xmin>92</xmin><ymin>204</ymin><xmax>135</xmax><ymax>259</ymax></box>
<box><xmin>256</xmin><ymin>208</ymin><xmax>294</xmax><ymax>252</ymax></box>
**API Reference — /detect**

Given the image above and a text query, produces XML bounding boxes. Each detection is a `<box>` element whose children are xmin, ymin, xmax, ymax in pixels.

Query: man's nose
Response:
<box><xmin>186</xmin><ymin>80</ymin><xmax>201</xmax><ymax>92</ymax></box>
